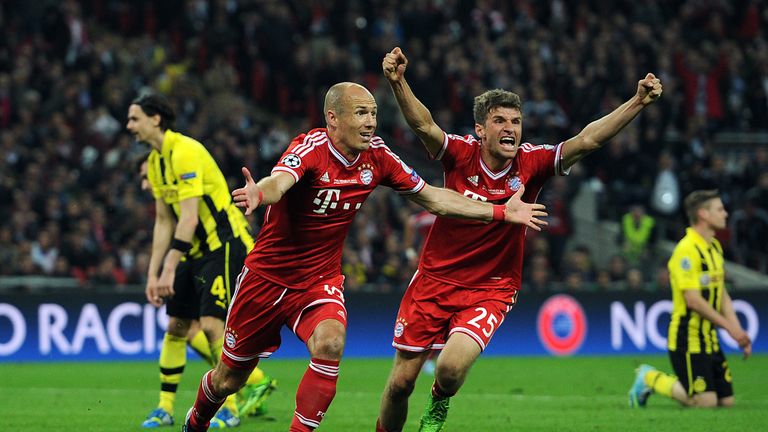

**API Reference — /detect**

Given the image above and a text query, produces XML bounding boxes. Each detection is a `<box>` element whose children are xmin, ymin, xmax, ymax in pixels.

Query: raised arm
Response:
<box><xmin>232</xmin><ymin>167</ymin><xmax>296</xmax><ymax>215</ymax></box>
<box><xmin>383</xmin><ymin>47</ymin><xmax>445</xmax><ymax>157</ymax></box>
<box><xmin>560</xmin><ymin>73</ymin><xmax>663</xmax><ymax>170</ymax></box>
<box><xmin>407</xmin><ymin>183</ymin><xmax>548</xmax><ymax>230</ymax></box>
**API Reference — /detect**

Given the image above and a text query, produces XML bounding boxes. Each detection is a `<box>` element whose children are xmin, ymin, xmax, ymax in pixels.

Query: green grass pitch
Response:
<box><xmin>2</xmin><ymin>354</ymin><xmax>766</xmax><ymax>431</ymax></box>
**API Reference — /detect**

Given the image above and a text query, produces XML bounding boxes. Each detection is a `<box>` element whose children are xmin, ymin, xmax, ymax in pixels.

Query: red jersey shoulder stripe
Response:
<box><xmin>293</xmin><ymin>131</ymin><xmax>328</xmax><ymax>157</ymax></box>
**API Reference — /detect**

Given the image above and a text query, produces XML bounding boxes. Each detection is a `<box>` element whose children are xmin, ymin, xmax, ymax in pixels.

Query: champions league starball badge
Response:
<box><xmin>281</xmin><ymin>153</ymin><xmax>302</xmax><ymax>169</ymax></box>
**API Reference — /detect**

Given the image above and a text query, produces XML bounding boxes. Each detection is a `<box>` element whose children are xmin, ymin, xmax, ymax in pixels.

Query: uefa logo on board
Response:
<box><xmin>536</xmin><ymin>294</ymin><xmax>587</xmax><ymax>356</ymax></box>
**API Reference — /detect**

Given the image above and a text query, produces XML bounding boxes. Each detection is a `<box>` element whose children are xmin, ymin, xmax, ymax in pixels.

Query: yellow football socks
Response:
<box><xmin>645</xmin><ymin>370</ymin><xmax>676</xmax><ymax>397</ymax></box>
<box><xmin>158</xmin><ymin>333</ymin><xmax>187</xmax><ymax>414</ymax></box>
<box><xmin>188</xmin><ymin>330</ymin><xmax>214</xmax><ymax>366</ymax></box>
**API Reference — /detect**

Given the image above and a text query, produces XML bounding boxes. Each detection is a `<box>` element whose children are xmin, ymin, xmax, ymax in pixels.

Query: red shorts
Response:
<box><xmin>392</xmin><ymin>271</ymin><xmax>518</xmax><ymax>352</ymax></box>
<box><xmin>221</xmin><ymin>267</ymin><xmax>347</xmax><ymax>369</ymax></box>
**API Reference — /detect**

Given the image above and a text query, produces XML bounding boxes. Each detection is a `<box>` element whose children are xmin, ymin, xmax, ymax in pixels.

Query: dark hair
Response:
<box><xmin>683</xmin><ymin>189</ymin><xmax>720</xmax><ymax>224</ymax></box>
<box><xmin>473</xmin><ymin>89</ymin><xmax>522</xmax><ymax>125</ymax></box>
<box><xmin>132</xmin><ymin>93</ymin><xmax>176</xmax><ymax>131</ymax></box>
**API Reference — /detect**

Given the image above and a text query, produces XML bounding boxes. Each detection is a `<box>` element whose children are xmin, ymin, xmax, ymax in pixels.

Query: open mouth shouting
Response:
<box><xmin>499</xmin><ymin>136</ymin><xmax>517</xmax><ymax>149</ymax></box>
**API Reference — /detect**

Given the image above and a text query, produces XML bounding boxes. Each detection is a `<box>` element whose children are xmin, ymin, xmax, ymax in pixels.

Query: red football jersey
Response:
<box><xmin>419</xmin><ymin>132</ymin><xmax>568</xmax><ymax>289</ymax></box>
<box><xmin>245</xmin><ymin>128</ymin><xmax>425</xmax><ymax>289</ymax></box>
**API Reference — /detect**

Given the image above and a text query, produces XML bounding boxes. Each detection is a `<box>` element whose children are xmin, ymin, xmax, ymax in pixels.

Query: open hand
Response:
<box><xmin>232</xmin><ymin>167</ymin><xmax>261</xmax><ymax>216</ymax></box>
<box><xmin>504</xmin><ymin>185</ymin><xmax>548</xmax><ymax>230</ymax></box>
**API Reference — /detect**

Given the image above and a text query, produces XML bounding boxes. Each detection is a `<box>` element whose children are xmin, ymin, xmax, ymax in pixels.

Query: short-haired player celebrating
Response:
<box><xmin>378</xmin><ymin>47</ymin><xmax>662</xmax><ymax>432</ymax></box>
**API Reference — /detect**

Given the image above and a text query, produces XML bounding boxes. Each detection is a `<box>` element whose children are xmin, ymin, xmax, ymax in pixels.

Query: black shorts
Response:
<box><xmin>167</xmin><ymin>239</ymin><xmax>248</xmax><ymax>321</ymax></box>
<box><xmin>668</xmin><ymin>349</ymin><xmax>733</xmax><ymax>398</ymax></box>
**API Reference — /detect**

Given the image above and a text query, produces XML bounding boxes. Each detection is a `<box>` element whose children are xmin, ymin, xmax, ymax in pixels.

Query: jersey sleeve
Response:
<box><xmin>172</xmin><ymin>143</ymin><xmax>204</xmax><ymax>201</ymax></box>
<box><xmin>377</xmin><ymin>142</ymin><xmax>426</xmax><ymax>194</ymax></box>
<box><xmin>519</xmin><ymin>142</ymin><xmax>570</xmax><ymax>181</ymax></box>
<box><xmin>669</xmin><ymin>245</ymin><xmax>702</xmax><ymax>291</ymax></box>
<box><xmin>146</xmin><ymin>153</ymin><xmax>163</xmax><ymax>200</ymax></box>
<box><xmin>271</xmin><ymin>132</ymin><xmax>320</xmax><ymax>183</ymax></box>
<box><xmin>436</xmin><ymin>133</ymin><xmax>477</xmax><ymax>171</ymax></box>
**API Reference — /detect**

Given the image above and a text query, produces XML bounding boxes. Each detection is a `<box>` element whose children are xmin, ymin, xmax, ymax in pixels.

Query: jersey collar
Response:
<box><xmin>326</xmin><ymin>133</ymin><xmax>360</xmax><ymax>167</ymax></box>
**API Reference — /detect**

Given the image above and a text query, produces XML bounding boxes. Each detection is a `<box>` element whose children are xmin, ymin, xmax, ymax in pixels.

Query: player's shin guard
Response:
<box><xmin>289</xmin><ymin>358</ymin><xmax>340</xmax><ymax>431</ymax></box>
<box><xmin>189</xmin><ymin>370</ymin><xmax>227</xmax><ymax>431</ymax></box>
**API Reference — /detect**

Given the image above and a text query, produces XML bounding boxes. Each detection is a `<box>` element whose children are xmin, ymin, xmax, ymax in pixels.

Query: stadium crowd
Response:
<box><xmin>1</xmin><ymin>0</ymin><xmax>767</xmax><ymax>292</ymax></box>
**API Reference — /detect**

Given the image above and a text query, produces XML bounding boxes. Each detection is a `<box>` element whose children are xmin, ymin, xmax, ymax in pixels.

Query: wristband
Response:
<box><xmin>170</xmin><ymin>238</ymin><xmax>192</xmax><ymax>253</ymax></box>
<box><xmin>256</xmin><ymin>189</ymin><xmax>264</xmax><ymax>207</ymax></box>
<box><xmin>492</xmin><ymin>204</ymin><xmax>506</xmax><ymax>222</ymax></box>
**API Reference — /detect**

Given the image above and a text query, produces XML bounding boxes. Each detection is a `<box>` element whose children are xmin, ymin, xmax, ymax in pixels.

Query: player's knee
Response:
<box><xmin>312</xmin><ymin>333</ymin><xmax>345</xmax><ymax>359</ymax></box>
<box><xmin>434</xmin><ymin>362</ymin><xmax>466</xmax><ymax>390</ymax></box>
<box><xmin>212</xmin><ymin>367</ymin><xmax>248</xmax><ymax>396</ymax></box>
<box><xmin>718</xmin><ymin>397</ymin><xmax>734</xmax><ymax>408</ymax></box>
<box><xmin>387</xmin><ymin>375</ymin><xmax>417</xmax><ymax>399</ymax></box>
<box><xmin>167</xmin><ymin>317</ymin><xmax>191</xmax><ymax>337</ymax></box>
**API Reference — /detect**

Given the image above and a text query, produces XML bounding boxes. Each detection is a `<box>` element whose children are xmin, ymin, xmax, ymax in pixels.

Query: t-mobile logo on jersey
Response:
<box><xmin>463</xmin><ymin>190</ymin><xmax>488</xmax><ymax>202</ymax></box>
<box><xmin>312</xmin><ymin>188</ymin><xmax>363</xmax><ymax>214</ymax></box>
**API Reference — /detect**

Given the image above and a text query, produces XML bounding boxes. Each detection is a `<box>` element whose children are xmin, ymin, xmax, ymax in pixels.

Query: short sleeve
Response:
<box><xmin>438</xmin><ymin>133</ymin><xmax>477</xmax><ymax>171</ymax></box>
<box><xmin>146</xmin><ymin>152</ymin><xmax>163</xmax><ymax>200</ymax></box>
<box><xmin>271</xmin><ymin>132</ymin><xmax>321</xmax><ymax>183</ymax></box>
<box><xmin>172</xmin><ymin>147</ymin><xmax>204</xmax><ymax>201</ymax></box>
<box><xmin>516</xmin><ymin>142</ymin><xmax>570</xmax><ymax>183</ymax></box>
<box><xmin>669</xmin><ymin>248</ymin><xmax>701</xmax><ymax>290</ymax></box>
<box><xmin>378</xmin><ymin>145</ymin><xmax>426</xmax><ymax>195</ymax></box>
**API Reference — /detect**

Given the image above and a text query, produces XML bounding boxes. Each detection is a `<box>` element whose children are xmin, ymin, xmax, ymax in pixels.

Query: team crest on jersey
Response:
<box><xmin>281</xmin><ymin>153</ymin><xmax>302</xmax><ymax>168</ymax></box>
<box><xmin>359</xmin><ymin>169</ymin><xmax>373</xmax><ymax>185</ymax></box>
<box><xmin>410</xmin><ymin>169</ymin><xmax>421</xmax><ymax>184</ymax></box>
<box><xmin>507</xmin><ymin>176</ymin><xmax>522</xmax><ymax>192</ymax></box>
<box><xmin>394</xmin><ymin>317</ymin><xmax>407</xmax><ymax>337</ymax></box>
<box><xmin>225</xmin><ymin>328</ymin><xmax>238</xmax><ymax>349</ymax></box>
<box><xmin>681</xmin><ymin>257</ymin><xmax>692</xmax><ymax>271</ymax></box>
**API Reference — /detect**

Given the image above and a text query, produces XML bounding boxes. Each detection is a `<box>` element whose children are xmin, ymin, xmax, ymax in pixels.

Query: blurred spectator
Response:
<box><xmin>729</xmin><ymin>197</ymin><xmax>768</xmax><ymax>272</ymax></box>
<box><xmin>620</xmin><ymin>204</ymin><xmax>656</xmax><ymax>267</ymax></box>
<box><xmin>0</xmin><ymin>1</ymin><xmax>765</xmax><ymax>291</ymax></box>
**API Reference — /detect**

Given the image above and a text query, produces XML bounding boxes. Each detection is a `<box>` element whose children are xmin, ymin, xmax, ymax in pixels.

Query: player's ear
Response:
<box><xmin>475</xmin><ymin>123</ymin><xmax>484</xmax><ymax>139</ymax></box>
<box><xmin>326</xmin><ymin>110</ymin><xmax>337</xmax><ymax>128</ymax></box>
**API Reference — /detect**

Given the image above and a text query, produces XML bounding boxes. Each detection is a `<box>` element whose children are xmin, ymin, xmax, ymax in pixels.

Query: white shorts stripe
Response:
<box><xmin>449</xmin><ymin>327</ymin><xmax>487</xmax><ymax>351</ymax></box>
<box><xmin>392</xmin><ymin>342</ymin><xmax>446</xmax><ymax>352</ymax></box>
<box><xmin>291</xmin><ymin>299</ymin><xmax>346</xmax><ymax>334</ymax></box>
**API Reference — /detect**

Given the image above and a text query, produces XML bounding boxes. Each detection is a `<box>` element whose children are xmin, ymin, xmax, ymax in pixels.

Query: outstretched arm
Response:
<box><xmin>407</xmin><ymin>183</ymin><xmax>548</xmax><ymax>230</ymax></box>
<box><xmin>232</xmin><ymin>168</ymin><xmax>296</xmax><ymax>215</ymax></box>
<box><xmin>560</xmin><ymin>73</ymin><xmax>663</xmax><ymax>170</ymax></box>
<box><xmin>383</xmin><ymin>47</ymin><xmax>445</xmax><ymax>157</ymax></box>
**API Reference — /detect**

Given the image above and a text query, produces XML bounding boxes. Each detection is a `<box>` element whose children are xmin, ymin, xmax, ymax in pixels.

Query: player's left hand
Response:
<box><xmin>382</xmin><ymin>47</ymin><xmax>408</xmax><ymax>83</ymax></box>
<box><xmin>232</xmin><ymin>167</ymin><xmax>262</xmax><ymax>216</ymax></box>
<box><xmin>156</xmin><ymin>267</ymin><xmax>176</xmax><ymax>301</ymax></box>
<box><xmin>503</xmin><ymin>185</ymin><xmax>548</xmax><ymax>230</ymax></box>
<box><xmin>742</xmin><ymin>340</ymin><xmax>752</xmax><ymax>360</ymax></box>
<box><xmin>637</xmin><ymin>73</ymin><xmax>663</xmax><ymax>105</ymax></box>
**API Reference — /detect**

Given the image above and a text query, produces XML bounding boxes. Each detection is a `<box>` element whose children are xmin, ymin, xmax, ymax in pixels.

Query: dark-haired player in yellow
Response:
<box><xmin>127</xmin><ymin>94</ymin><xmax>275</xmax><ymax>428</ymax></box>
<box><xmin>629</xmin><ymin>190</ymin><xmax>751</xmax><ymax>408</ymax></box>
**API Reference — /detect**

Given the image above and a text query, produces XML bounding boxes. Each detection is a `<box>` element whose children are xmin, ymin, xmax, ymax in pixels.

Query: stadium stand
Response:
<box><xmin>1</xmin><ymin>0</ymin><xmax>767</xmax><ymax>292</ymax></box>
